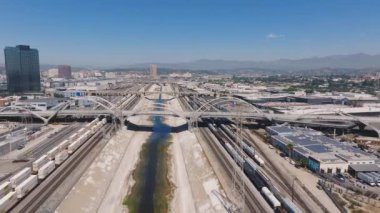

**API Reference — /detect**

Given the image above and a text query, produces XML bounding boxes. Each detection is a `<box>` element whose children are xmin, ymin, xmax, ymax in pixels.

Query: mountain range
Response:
<box><xmin>1</xmin><ymin>53</ymin><xmax>380</xmax><ymax>72</ymax></box>
<box><xmin>124</xmin><ymin>53</ymin><xmax>380</xmax><ymax>71</ymax></box>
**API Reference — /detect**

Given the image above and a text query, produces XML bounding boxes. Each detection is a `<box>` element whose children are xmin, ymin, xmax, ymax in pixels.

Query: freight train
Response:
<box><xmin>207</xmin><ymin>122</ymin><xmax>300</xmax><ymax>212</ymax></box>
<box><xmin>0</xmin><ymin>118</ymin><xmax>107</xmax><ymax>212</ymax></box>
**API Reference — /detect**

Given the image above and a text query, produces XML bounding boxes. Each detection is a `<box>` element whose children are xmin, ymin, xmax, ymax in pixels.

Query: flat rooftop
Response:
<box><xmin>349</xmin><ymin>164</ymin><xmax>380</xmax><ymax>173</ymax></box>
<box><xmin>268</xmin><ymin>125</ymin><xmax>377</xmax><ymax>163</ymax></box>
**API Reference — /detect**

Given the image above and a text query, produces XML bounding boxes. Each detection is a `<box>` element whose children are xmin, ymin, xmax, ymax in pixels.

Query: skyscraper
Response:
<box><xmin>58</xmin><ymin>65</ymin><xmax>72</xmax><ymax>79</ymax></box>
<box><xmin>150</xmin><ymin>64</ymin><xmax>158</xmax><ymax>80</ymax></box>
<box><xmin>4</xmin><ymin>45</ymin><xmax>41</xmax><ymax>93</ymax></box>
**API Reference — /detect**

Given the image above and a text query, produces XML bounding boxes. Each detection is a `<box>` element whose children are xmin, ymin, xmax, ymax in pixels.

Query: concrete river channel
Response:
<box><xmin>124</xmin><ymin>89</ymin><xmax>173</xmax><ymax>213</ymax></box>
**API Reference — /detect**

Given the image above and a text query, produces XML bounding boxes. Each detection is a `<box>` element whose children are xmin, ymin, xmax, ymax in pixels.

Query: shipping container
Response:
<box><xmin>58</xmin><ymin>139</ymin><xmax>71</xmax><ymax>151</ymax></box>
<box><xmin>38</xmin><ymin>161</ymin><xmax>55</xmax><ymax>180</ymax></box>
<box><xmin>32</xmin><ymin>155</ymin><xmax>48</xmax><ymax>173</ymax></box>
<box><xmin>68</xmin><ymin>140</ymin><xmax>81</xmax><ymax>154</ymax></box>
<box><xmin>0</xmin><ymin>192</ymin><xmax>18</xmax><ymax>212</ymax></box>
<box><xmin>55</xmin><ymin>150</ymin><xmax>69</xmax><ymax>165</ymax></box>
<box><xmin>84</xmin><ymin>122</ymin><xmax>93</xmax><ymax>130</ymax></box>
<box><xmin>69</xmin><ymin>133</ymin><xmax>79</xmax><ymax>142</ymax></box>
<box><xmin>46</xmin><ymin>146</ymin><xmax>60</xmax><ymax>160</ymax></box>
<box><xmin>15</xmin><ymin>175</ymin><xmax>38</xmax><ymax>198</ymax></box>
<box><xmin>10</xmin><ymin>167</ymin><xmax>31</xmax><ymax>188</ymax></box>
<box><xmin>0</xmin><ymin>182</ymin><xmax>11</xmax><ymax>199</ymax></box>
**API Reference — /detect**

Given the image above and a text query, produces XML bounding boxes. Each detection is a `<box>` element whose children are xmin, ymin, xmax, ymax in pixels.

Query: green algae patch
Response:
<box><xmin>123</xmin><ymin>137</ymin><xmax>174</xmax><ymax>213</ymax></box>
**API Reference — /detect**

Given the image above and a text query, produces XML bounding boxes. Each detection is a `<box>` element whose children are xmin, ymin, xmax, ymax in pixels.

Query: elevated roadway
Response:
<box><xmin>0</xmin><ymin>109</ymin><xmax>378</xmax><ymax>128</ymax></box>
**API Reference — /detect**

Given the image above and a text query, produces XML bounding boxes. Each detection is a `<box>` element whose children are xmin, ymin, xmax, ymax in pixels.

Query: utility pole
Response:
<box><xmin>231</xmin><ymin>101</ymin><xmax>245</xmax><ymax>212</ymax></box>
<box><xmin>292</xmin><ymin>176</ymin><xmax>296</xmax><ymax>202</ymax></box>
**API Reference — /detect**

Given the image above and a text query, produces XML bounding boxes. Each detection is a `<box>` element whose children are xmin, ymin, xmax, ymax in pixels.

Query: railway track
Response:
<box><xmin>21</xmin><ymin>123</ymin><xmax>80</xmax><ymax>159</ymax></box>
<box><xmin>240</xmin><ymin>129</ymin><xmax>322</xmax><ymax>213</ymax></box>
<box><xmin>198</xmin><ymin>126</ymin><xmax>272</xmax><ymax>213</ymax></box>
<box><xmin>10</xmin><ymin>124</ymin><xmax>112</xmax><ymax>213</ymax></box>
<box><xmin>178</xmin><ymin>93</ymin><xmax>274</xmax><ymax>212</ymax></box>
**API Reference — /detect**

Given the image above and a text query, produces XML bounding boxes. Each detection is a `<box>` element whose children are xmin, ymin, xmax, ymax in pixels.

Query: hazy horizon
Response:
<box><xmin>1</xmin><ymin>0</ymin><xmax>380</xmax><ymax>67</ymax></box>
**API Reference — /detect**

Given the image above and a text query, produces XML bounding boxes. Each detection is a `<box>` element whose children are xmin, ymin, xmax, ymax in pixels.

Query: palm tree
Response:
<box><xmin>287</xmin><ymin>143</ymin><xmax>294</xmax><ymax>161</ymax></box>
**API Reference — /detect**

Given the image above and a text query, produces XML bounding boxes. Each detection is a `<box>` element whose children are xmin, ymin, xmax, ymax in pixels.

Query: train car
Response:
<box><xmin>254</xmin><ymin>154</ymin><xmax>265</xmax><ymax>167</ymax></box>
<box><xmin>220</xmin><ymin>124</ymin><xmax>266</xmax><ymax>166</ymax></box>
<box><xmin>46</xmin><ymin>146</ymin><xmax>60</xmax><ymax>160</ymax></box>
<box><xmin>96</xmin><ymin>122</ymin><xmax>103</xmax><ymax>129</ymax></box>
<box><xmin>32</xmin><ymin>155</ymin><xmax>49</xmax><ymax>173</ymax></box>
<box><xmin>244</xmin><ymin>160</ymin><xmax>266</xmax><ymax>189</ymax></box>
<box><xmin>261</xmin><ymin>187</ymin><xmax>281</xmax><ymax>209</ymax></box>
<box><xmin>92</xmin><ymin>117</ymin><xmax>100</xmax><ymax>123</ymax></box>
<box><xmin>38</xmin><ymin>161</ymin><xmax>55</xmax><ymax>180</ymax></box>
<box><xmin>207</xmin><ymin>124</ymin><xmax>218</xmax><ymax>134</ymax></box>
<box><xmin>0</xmin><ymin>191</ymin><xmax>18</xmax><ymax>212</ymax></box>
<box><xmin>58</xmin><ymin>139</ymin><xmax>71</xmax><ymax>151</ymax></box>
<box><xmin>78</xmin><ymin>132</ymin><xmax>90</xmax><ymax>145</ymax></box>
<box><xmin>282</xmin><ymin>197</ymin><xmax>303</xmax><ymax>213</ymax></box>
<box><xmin>84</xmin><ymin>121</ymin><xmax>95</xmax><ymax>130</ymax></box>
<box><xmin>76</xmin><ymin>128</ymin><xmax>86</xmax><ymax>135</ymax></box>
<box><xmin>68</xmin><ymin>133</ymin><xmax>79</xmax><ymax>142</ymax></box>
<box><xmin>243</xmin><ymin>144</ymin><xmax>256</xmax><ymax>158</ymax></box>
<box><xmin>14</xmin><ymin>175</ymin><xmax>38</xmax><ymax>198</ymax></box>
<box><xmin>10</xmin><ymin>167</ymin><xmax>31</xmax><ymax>188</ymax></box>
<box><xmin>225</xmin><ymin>143</ymin><xmax>245</xmax><ymax>166</ymax></box>
<box><xmin>243</xmin><ymin>158</ymin><xmax>257</xmax><ymax>174</ymax></box>
<box><xmin>55</xmin><ymin>150</ymin><xmax>69</xmax><ymax>165</ymax></box>
<box><xmin>0</xmin><ymin>182</ymin><xmax>11</xmax><ymax>199</ymax></box>
<box><xmin>257</xmin><ymin>169</ymin><xmax>271</xmax><ymax>187</ymax></box>
<box><xmin>68</xmin><ymin>140</ymin><xmax>81</xmax><ymax>154</ymax></box>
<box><xmin>220</xmin><ymin>124</ymin><xmax>235</xmax><ymax>139</ymax></box>
<box><xmin>90</xmin><ymin>125</ymin><xmax>97</xmax><ymax>134</ymax></box>
<box><xmin>83</xmin><ymin>130</ymin><xmax>91</xmax><ymax>139</ymax></box>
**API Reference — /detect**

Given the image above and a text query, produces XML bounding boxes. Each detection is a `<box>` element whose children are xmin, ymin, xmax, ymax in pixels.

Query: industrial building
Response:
<box><xmin>267</xmin><ymin>126</ymin><xmax>378</xmax><ymax>174</ymax></box>
<box><xmin>11</xmin><ymin>98</ymin><xmax>60</xmax><ymax>111</ymax></box>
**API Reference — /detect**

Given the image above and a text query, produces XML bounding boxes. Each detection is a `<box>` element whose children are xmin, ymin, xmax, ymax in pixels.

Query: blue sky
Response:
<box><xmin>1</xmin><ymin>0</ymin><xmax>380</xmax><ymax>67</ymax></box>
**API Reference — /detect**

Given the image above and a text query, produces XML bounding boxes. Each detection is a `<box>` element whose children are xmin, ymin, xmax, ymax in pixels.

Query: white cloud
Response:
<box><xmin>267</xmin><ymin>33</ymin><xmax>285</xmax><ymax>39</ymax></box>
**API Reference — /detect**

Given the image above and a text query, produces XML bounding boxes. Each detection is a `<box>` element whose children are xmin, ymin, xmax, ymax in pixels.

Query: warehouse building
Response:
<box><xmin>11</xmin><ymin>98</ymin><xmax>60</xmax><ymax>111</ymax></box>
<box><xmin>267</xmin><ymin>126</ymin><xmax>378</xmax><ymax>174</ymax></box>
<box><xmin>348</xmin><ymin>164</ymin><xmax>380</xmax><ymax>177</ymax></box>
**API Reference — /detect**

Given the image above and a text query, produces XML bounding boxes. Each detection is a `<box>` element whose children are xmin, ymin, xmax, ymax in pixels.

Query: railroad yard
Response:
<box><xmin>0</xmin><ymin>81</ymin><xmax>379</xmax><ymax>213</ymax></box>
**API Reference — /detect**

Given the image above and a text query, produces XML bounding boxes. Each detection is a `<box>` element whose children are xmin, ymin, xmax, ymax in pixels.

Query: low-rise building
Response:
<box><xmin>267</xmin><ymin>126</ymin><xmax>378</xmax><ymax>174</ymax></box>
<box><xmin>11</xmin><ymin>98</ymin><xmax>60</xmax><ymax>111</ymax></box>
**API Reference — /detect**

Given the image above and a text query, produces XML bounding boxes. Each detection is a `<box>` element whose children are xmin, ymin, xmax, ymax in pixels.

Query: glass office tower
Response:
<box><xmin>4</xmin><ymin>45</ymin><xmax>41</xmax><ymax>93</ymax></box>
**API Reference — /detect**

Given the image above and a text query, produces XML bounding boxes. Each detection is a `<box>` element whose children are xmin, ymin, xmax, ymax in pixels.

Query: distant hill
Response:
<box><xmin>125</xmin><ymin>53</ymin><xmax>380</xmax><ymax>71</ymax></box>
<box><xmin>4</xmin><ymin>53</ymin><xmax>379</xmax><ymax>73</ymax></box>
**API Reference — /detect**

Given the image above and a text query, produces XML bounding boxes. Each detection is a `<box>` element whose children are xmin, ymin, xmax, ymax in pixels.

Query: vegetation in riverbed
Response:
<box><xmin>123</xmin><ymin>141</ymin><xmax>150</xmax><ymax>212</ymax></box>
<box><xmin>154</xmin><ymin>140</ymin><xmax>174</xmax><ymax>212</ymax></box>
<box><xmin>123</xmin><ymin>136</ymin><xmax>174</xmax><ymax>213</ymax></box>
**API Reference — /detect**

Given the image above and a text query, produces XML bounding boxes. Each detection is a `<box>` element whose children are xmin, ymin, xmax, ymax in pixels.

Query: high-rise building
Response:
<box><xmin>150</xmin><ymin>64</ymin><xmax>158</xmax><ymax>80</ymax></box>
<box><xmin>58</xmin><ymin>65</ymin><xmax>72</xmax><ymax>79</ymax></box>
<box><xmin>4</xmin><ymin>45</ymin><xmax>41</xmax><ymax>93</ymax></box>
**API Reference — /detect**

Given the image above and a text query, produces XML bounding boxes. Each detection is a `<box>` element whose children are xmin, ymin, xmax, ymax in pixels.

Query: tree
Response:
<box><xmin>287</xmin><ymin>143</ymin><xmax>294</xmax><ymax>160</ymax></box>
<box><xmin>300</xmin><ymin>158</ymin><xmax>308</xmax><ymax>167</ymax></box>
